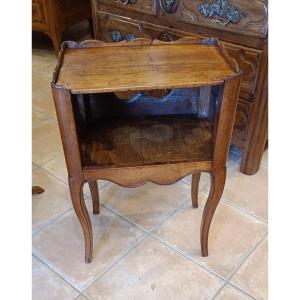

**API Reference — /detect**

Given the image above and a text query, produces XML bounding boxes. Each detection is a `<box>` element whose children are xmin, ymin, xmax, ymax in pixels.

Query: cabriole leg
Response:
<box><xmin>191</xmin><ymin>173</ymin><xmax>201</xmax><ymax>208</ymax></box>
<box><xmin>88</xmin><ymin>181</ymin><xmax>100</xmax><ymax>215</ymax></box>
<box><xmin>200</xmin><ymin>168</ymin><xmax>226</xmax><ymax>257</ymax></box>
<box><xmin>69</xmin><ymin>177</ymin><xmax>93</xmax><ymax>263</ymax></box>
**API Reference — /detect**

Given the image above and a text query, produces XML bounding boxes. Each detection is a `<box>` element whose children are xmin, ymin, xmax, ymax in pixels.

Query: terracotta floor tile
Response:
<box><xmin>153</xmin><ymin>197</ymin><xmax>267</xmax><ymax>278</ymax></box>
<box><xmin>37</xmin><ymin>63</ymin><xmax>56</xmax><ymax>79</ymax></box>
<box><xmin>32</xmin><ymin>48</ymin><xmax>57</xmax><ymax>70</ymax></box>
<box><xmin>215</xmin><ymin>284</ymin><xmax>253</xmax><ymax>300</ymax></box>
<box><xmin>33</xmin><ymin>204</ymin><xmax>145</xmax><ymax>290</ymax></box>
<box><xmin>75</xmin><ymin>294</ymin><xmax>89</xmax><ymax>300</ymax></box>
<box><xmin>32</xmin><ymin>119</ymin><xmax>63</xmax><ymax>165</ymax></box>
<box><xmin>32</xmin><ymin>168</ymin><xmax>72</xmax><ymax>232</ymax></box>
<box><xmin>84</xmin><ymin>236</ymin><xmax>223</xmax><ymax>300</ymax></box>
<box><xmin>219</xmin><ymin>162</ymin><xmax>268</xmax><ymax>221</ymax></box>
<box><xmin>100</xmin><ymin>181</ymin><xmax>190</xmax><ymax>231</ymax></box>
<box><xmin>32</xmin><ymin>72</ymin><xmax>51</xmax><ymax>93</ymax></box>
<box><xmin>231</xmin><ymin>238</ymin><xmax>268</xmax><ymax>299</ymax></box>
<box><xmin>33</xmin><ymin>87</ymin><xmax>57</xmax><ymax>119</ymax></box>
<box><xmin>32</xmin><ymin>110</ymin><xmax>49</xmax><ymax>127</ymax></box>
<box><xmin>32</xmin><ymin>256</ymin><xmax>78</xmax><ymax>300</ymax></box>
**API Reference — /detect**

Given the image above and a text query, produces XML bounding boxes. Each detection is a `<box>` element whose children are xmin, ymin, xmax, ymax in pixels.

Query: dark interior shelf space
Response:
<box><xmin>80</xmin><ymin>115</ymin><xmax>214</xmax><ymax>168</ymax></box>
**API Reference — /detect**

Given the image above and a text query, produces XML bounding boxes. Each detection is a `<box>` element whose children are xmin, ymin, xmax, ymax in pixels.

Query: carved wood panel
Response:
<box><xmin>160</xmin><ymin>0</ymin><xmax>181</xmax><ymax>14</ymax></box>
<box><xmin>32</xmin><ymin>0</ymin><xmax>46</xmax><ymax>24</ymax></box>
<box><xmin>96</xmin><ymin>12</ymin><xmax>198</xmax><ymax>42</ymax></box>
<box><xmin>223</xmin><ymin>42</ymin><xmax>262</xmax><ymax>100</ymax></box>
<box><xmin>97</xmin><ymin>0</ymin><xmax>156</xmax><ymax>16</ymax></box>
<box><xmin>175</xmin><ymin>0</ymin><xmax>268</xmax><ymax>38</ymax></box>
<box><xmin>233</xmin><ymin>99</ymin><xmax>252</xmax><ymax>145</ymax></box>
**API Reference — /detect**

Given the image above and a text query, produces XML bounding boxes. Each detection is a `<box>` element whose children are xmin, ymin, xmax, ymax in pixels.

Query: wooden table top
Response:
<box><xmin>55</xmin><ymin>41</ymin><xmax>237</xmax><ymax>94</ymax></box>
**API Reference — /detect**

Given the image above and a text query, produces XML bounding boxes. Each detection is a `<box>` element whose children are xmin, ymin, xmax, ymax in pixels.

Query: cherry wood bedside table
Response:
<box><xmin>51</xmin><ymin>38</ymin><xmax>241</xmax><ymax>263</ymax></box>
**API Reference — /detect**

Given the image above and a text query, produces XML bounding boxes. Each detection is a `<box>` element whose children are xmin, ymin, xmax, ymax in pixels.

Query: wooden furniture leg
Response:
<box><xmin>88</xmin><ymin>181</ymin><xmax>100</xmax><ymax>215</ymax></box>
<box><xmin>191</xmin><ymin>173</ymin><xmax>201</xmax><ymax>208</ymax></box>
<box><xmin>200</xmin><ymin>168</ymin><xmax>226</xmax><ymax>256</ymax></box>
<box><xmin>239</xmin><ymin>42</ymin><xmax>268</xmax><ymax>175</ymax></box>
<box><xmin>32</xmin><ymin>186</ymin><xmax>45</xmax><ymax>195</ymax></box>
<box><xmin>51</xmin><ymin>32</ymin><xmax>62</xmax><ymax>56</ymax></box>
<box><xmin>69</xmin><ymin>177</ymin><xmax>93</xmax><ymax>263</ymax></box>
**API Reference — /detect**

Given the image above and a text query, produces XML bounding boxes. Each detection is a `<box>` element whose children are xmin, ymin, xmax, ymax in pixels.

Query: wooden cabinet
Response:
<box><xmin>92</xmin><ymin>0</ymin><xmax>268</xmax><ymax>175</ymax></box>
<box><xmin>32</xmin><ymin>0</ymin><xmax>91</xmax><ymax>54</ymax></box>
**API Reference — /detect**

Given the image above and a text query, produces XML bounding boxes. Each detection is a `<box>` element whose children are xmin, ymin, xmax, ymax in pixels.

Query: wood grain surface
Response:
<box><xmin>56</xmin><ymin>43</ymin><xmax>236</xmax><ymax>93</ymax></box>
<box><xmin>81</xmin><ymin>117</ymin><xmax>213</xmax><ymax>167</ymax></box>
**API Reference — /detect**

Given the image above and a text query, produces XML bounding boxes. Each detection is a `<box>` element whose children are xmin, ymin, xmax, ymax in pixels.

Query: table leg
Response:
<box><xmin>88</xmin><ymin>181</ymin><xmax>100</xmax><ymax>215</ymax></box>
<box><xmin>191</xmin><ymin>173</ymin><xmax>201</xmax><ymax>208</ymax></box>
<box><xmin>69</xmin><ymin>177</ymin><xmax>93</xmax><ymax>263</ymax></box>
<box><xmin>200</xmin><ymin>167</ymin><xmax>226</xmax><ymax>256</ymax></box>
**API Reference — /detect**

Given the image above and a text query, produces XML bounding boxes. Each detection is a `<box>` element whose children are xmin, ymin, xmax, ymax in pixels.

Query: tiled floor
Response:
<box><xmin>32</xmin><ymin>24</ymin><xmax>268</xmax><ymax>300</ymax></box>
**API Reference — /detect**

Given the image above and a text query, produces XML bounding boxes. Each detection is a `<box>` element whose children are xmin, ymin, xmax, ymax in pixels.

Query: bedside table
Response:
<box><xmin>51</xmin><ymin>37</ymin><xmax>241</xmax><ymax>262</ymax></box>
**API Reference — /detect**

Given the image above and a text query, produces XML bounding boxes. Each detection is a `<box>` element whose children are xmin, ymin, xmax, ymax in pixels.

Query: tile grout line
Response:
<box><xmin>226</xmin><ymin>232</ymin><xmax>268</xmax><ymax>281</ymax></box>
<box><xmin>220</xmin><ymin>199</ymin><xmax>268</xmax><ymax>224</ymax></box>
<box><xmin>32</xmin><ymin>194</ymin><xmax>192</xmax><ymax>293</ymax></box>
<box><xmin>33</xmin><ymin>177</ymin><xmax>266</xmax><ymax>285</ymax></box>
<box><xmin>32</xmin><ymin>182</ymin><xmax>111</xmax><ymax>237</ymax></box>
<box><xmin>80</xmin><ymin>232</ymin><xmax>150</xmax><ymax>293</ymax></box>
<box><xmin>33</xmin><ymin>154</ymin><xmax>63</xmax><ymax>169</ymax></box>
<box><xmin>32</xmin><ymin>207</ymin><xmax>74</xmax><ymax>236</ymax></box>
<box><xmin>32</xmin><ymin>85</ymin><xmax>51</xmax><ymax>96</ymax></box>
<box><xmin>32</xmin><ymin>203</ymin><xmax>151</xmax><ymax>292</ymax></box>
<box><xmin>32</xmin><ymin>105</ymin><xmax>57</xmax><ymax>122</ymax></box>
<box><xmin>100</xmin><ymin>196</ymin><xmax>190</xmax><ymax>237</ymax></box>
<box><xmin>32</xmin><ymin>114</ymin><xmax>53</xmax><ymax>128</ymax></box>
<box><xmin>181</xmin><ymin>172</ymin><xmax>268</xmax><ymax>225</ymax></box>
<box><xmin>149</xmin><ymin>205</ymin><xmax>268</xmax><ymax>286</ymax></box>
<box><xmin>33</xmin><ymin>253</ymin><xmax>82</xmax><ymax>295</ymax></box>
<box><xmin>33</xmin><ymin>249</ymin><xmax>84</xmax><ymax>292</ymax></box>
<box><xmin>149</xmin><ymin>232</ymin><xmax>227</xmax><ymax>282</ymax></box>
<box><xmin>80</xmin><ymin>292</ymin><xmax>91</xmax><ymax>300</ymax></box>
<box><xmin>226</xmin><ymin>282</ymin><xmax>259</xmax><ymax>300</ymax></box>
<box><xmin>211</xmin><ymin>233</ymin><xmax>268</xmax><ymax>300</ymax></box>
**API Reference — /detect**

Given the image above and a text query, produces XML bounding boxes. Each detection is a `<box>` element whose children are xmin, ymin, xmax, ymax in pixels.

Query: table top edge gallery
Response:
<box><xmin>52</xmin><ymin>39</ymin><xmax>240</xmax><ymax>94</ymax></box>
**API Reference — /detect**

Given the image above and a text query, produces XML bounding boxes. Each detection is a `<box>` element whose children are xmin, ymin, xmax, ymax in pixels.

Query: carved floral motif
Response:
<box><xmin>109</xmin><ymin>30</ymin><xmax>136</xmax><ymax>42</ymax></box>
<box><xmin>160</xmin><ymin>0</ymin><xmax>180</xmax><ymax>14</ymax></box>
<box><xmin>198</xmin><ymin>0</ymin><xmax>245</xmax><ymax>26</ymax></box>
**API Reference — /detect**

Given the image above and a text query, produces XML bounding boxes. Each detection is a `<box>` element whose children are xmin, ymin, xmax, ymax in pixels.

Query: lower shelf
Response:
<box><xmin>81</xmin><ymin>116</ymin><xmax>213</xmax><ymax>168</ymax></box>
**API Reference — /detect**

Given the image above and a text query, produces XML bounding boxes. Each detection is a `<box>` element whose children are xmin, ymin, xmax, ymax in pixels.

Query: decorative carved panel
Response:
<box><xmin>97</xmin><ymin>12</ymin><xmax>198</xmax><ymax>43</ymax></box>
<box><xmin>159</xmin><ymin>0</ymin><xmax>181</xmax><ymax>14</ymax></box>
<box><xmin>97</xmin><ymin>0</ymin><xmax>156</xmax><ymax>15</ymax></box>
<box><xmin>198</xmin><ymin>0</ymin><xmax>245</xmax><ymax>26</ymax></box>
<box><xmin>233</xmin><ymin>99</ymin><xmax>252</xmax><ymax>140</ymax></box>
<box><xmin>179</xmin><ymin>0</ymin><xmax>268</xmax><ymax>37</ymax></box>
<box><xmin>32</xmin><ymin>0</ymin><xmax>45</xmax><ymax>24</ymax></box>
<box><xmin>223</xmin><ymin>42</ymin><xmax>262</xmax><ymax>100</ymax></box>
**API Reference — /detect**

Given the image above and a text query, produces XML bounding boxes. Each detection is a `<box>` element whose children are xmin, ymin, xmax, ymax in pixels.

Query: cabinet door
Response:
<box><xmin>96</xmin><ymin>0</ymin><xmax>156</xmax><ymax>16</ymax></box>
<box><xmin>159</xmin><ymin>0</ymin><xmax>268</xmax><ymax>38</ymax></box>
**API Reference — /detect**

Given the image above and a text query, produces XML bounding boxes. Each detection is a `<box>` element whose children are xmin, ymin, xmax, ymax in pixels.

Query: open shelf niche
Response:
<box><xmin>71</xmin><ymin>85</ymin><xmax>223</xmax><ymax>168</ymax></box>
